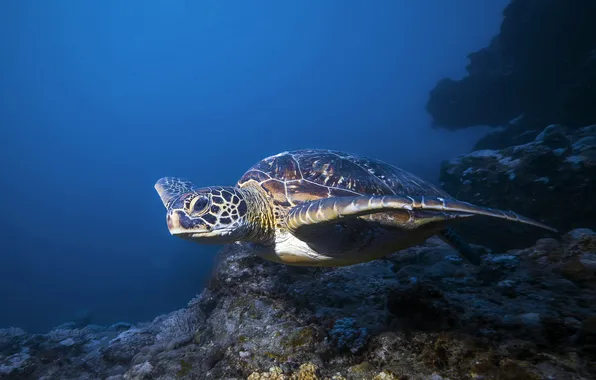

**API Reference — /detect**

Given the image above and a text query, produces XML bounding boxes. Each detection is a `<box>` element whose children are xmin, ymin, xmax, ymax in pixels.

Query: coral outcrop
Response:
<box><xmin>2</xmin><ymin>228</ymin><xmax>595</xmax><ymax>379</ymax></box>
<box><xmin>440</xmin><ymin>123</ymin><xmax>596</xmax><ymax>251</ymax></box>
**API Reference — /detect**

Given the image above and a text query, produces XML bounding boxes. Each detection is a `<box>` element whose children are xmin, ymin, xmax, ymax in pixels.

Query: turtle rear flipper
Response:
<box><xmin>437</xmin><ymin>228</ymin><xmax>483</xmax><ymax>265</ymax></box>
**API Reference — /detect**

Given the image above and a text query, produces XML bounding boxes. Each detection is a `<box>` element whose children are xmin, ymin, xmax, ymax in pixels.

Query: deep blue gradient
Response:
<box><xmin>0</xmin><ymin>0</ymin><xmax>508</xmax><ymax>331</ymax></box>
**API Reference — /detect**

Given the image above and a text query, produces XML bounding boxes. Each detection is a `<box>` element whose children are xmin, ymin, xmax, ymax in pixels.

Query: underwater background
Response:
<box><xmin>1</xmin><ymin>0</ymin><xmax>595</xmax><ymax>379</ymax></box>
<box><xmin>0</xmin><ymin>0</ymin><xmax>506</xmax><ymax>332</ymax></box>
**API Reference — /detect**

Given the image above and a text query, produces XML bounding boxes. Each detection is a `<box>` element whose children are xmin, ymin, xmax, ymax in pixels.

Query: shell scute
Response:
<box><xmin>259</xmin><ymin>179</ymin><xmax>291</xmax><ymax>207</ymax></box>
<box><xmin>250</xmin><ymin>153</ymin><xmax>301</xmax><ymax>181</ymax></box>
<box><xmin>239</xmin><ymin>169</ymin><xmax>271</xmax><ymax>184</ymax></box>
<box><xmin>237</xmin><ymin>149</ymin><xmax>450</xmax><ymax>207</ymax></box>
<box><xmin>287</xmin><ymin>179</ymin><xmax>329</xmax><ymax>204</ymax></box>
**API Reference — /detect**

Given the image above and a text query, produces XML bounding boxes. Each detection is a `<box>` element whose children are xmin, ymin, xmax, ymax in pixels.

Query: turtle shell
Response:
<box><xmin>237</xmin><ymin>149</ymin><xmax>451</xmax><ymax>208</ymax></box>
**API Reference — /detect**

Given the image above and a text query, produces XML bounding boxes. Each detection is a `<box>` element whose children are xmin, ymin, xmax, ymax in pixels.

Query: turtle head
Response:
<box><xmin>154</xmin><ymin>177</ymin><xmax>251</xmax><ymax>244</ymax></box>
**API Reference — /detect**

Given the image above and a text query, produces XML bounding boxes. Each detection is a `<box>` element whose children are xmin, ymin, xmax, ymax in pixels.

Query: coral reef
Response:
<box><xmin>440</xmin><ymin>123</ymin><xmax>596</xmax><ymax>251</ymax></box>
<box><xmin>328</xmin><ymin>318</ymin><xmax>368</xmax><ymax>354</ymax></box>
<box><xmin>1</xmin><ymin>228</ymin><xmax>595</xmax><ymax>379</ymax></box>
<box><xmin>426</xmin><ymin>0</ymin><xmax>596</xmax><ymax>132</ymax></box>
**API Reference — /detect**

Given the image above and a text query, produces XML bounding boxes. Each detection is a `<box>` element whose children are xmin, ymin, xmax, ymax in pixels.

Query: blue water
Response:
<box><xmin>0</xmin><ymin>0</ymin><xmax>508</xmax><ymax>332</ymax></box>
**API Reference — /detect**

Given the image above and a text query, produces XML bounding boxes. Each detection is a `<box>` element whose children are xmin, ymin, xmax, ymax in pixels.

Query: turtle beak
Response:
<box><xmin>165</xmin><ymin>210</ymin><xmax>214</xmax><ymax>239</ymax></box>
<box><xmin>166</xmin><ymin>210</ymin><xmax>191</xmax><ymax>236</ymax></box>
<box><xmin>163</xmin><ymin>206</ymin><xmax>231</xmax><ymax>242</ymax></box>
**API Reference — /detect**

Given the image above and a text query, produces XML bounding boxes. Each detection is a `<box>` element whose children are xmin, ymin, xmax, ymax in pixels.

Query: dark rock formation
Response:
<box><xmin>2</xmin><ymin>229</ymin><xmax>596</xmax><ymax>379</ymax></box>
<box><xmin>440</xmin><ymin>123</ymin><xmax>596</xmax><ymax>252</ymax></box>
<box><xmin>471</xmin><ymin>114</ymin><xmax>548</xmax><ymax>151</ymax></box>
<box><xmin>426</xmin><ymin>0</ymin><xmax>596</xmax><ymax>132</ymax></box>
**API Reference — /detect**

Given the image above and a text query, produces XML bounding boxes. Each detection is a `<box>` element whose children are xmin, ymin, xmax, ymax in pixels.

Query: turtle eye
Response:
<box><xmin>189</xmin><ymin>196</ymin><xmax>210</xmax><ymax>214</ymax></box>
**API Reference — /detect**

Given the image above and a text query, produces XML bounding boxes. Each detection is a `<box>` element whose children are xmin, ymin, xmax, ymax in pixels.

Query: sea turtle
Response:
<box><xmin>154</xmin><ymin>149</ymin><xmax>556</xmax><ymax>266</ymax></box>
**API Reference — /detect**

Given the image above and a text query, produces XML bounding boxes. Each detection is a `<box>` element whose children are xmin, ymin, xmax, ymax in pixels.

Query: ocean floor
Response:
<box><xmin>1</xmin><ymin>229</ymin><xmax>595</xmax><ymax>379</ymax></box>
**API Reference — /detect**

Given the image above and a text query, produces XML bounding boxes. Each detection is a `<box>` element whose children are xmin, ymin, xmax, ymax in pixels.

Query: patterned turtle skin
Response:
<box><xmin>155</xmin><ymin>149</ymin><xmax>556</xmax><ymax>267</ymax></box>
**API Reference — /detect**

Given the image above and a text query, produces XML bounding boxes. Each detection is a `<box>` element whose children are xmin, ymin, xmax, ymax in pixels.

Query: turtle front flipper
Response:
<box><xmin>154</xmin><ymin>177</ymin><xmax>198</xmax><ymax>209</ymax></box>
<box><xmin>286</xmin><ymin>195</ymin><xmax>557</xmax><ymax>234</ymax></box>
